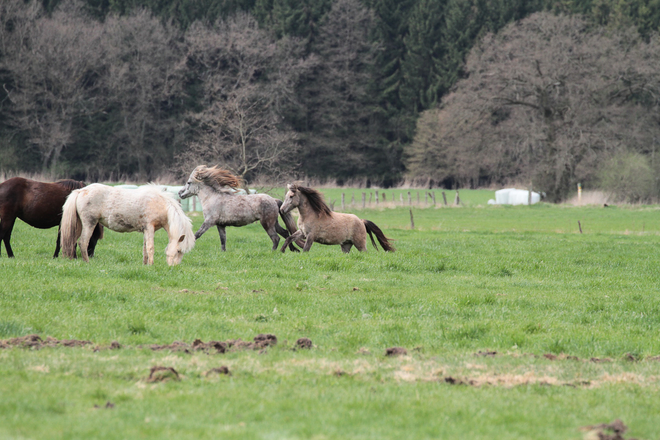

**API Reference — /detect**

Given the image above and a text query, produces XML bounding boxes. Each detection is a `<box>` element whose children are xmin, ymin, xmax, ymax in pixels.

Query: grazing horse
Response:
<box><xmin>178</xmin><ymin>165</ymin><xmax>301</xmax><ymax>251</ymax></box>
<box><xmin>279</xmin><ymin>183</ymin><xmax>395</xmax><ymax>253</ymax></box>
<box><xmin>0</xmin><ymin>177</ymin><xmax>103</xmax><ymax>258</ymax></box>
<box><xmin>61</xmin><ymin>184</ymin><xmax>195</xmax><ymax>266</ymax></box>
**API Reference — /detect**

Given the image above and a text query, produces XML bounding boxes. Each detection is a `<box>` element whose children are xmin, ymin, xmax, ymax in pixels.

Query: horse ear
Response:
<box><xmin>287</xmin><ymin>184</ymin><xmax>292</xmax><ymax>190</ymax></box>
<box><xmin>178</xmin><ymin>235</ymin><xmax>185</xmax><ymax>243</ymax></box>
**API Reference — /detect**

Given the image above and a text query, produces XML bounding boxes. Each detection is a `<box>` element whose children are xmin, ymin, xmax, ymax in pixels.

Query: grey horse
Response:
<box><xmin>179</xmin><ymin>166</ymin><xmax>300</xmax><ymax>251</ymax></box>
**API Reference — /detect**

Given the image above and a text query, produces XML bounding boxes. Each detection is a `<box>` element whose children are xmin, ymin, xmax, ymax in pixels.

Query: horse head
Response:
<box><xmin>281</xmin><ymin>183</ymin><xmax>332</xmax><ymax>217</ymax></box>
<box><xmin>165</xmin><ymin>234</ymin><xmax>187</xmax><ymax>266</ymax></box>
<box><xmin>180</xmin><ymin>165</ymin><xmax>242</xmax><ymax>199</ymax></box>
<box><xmin>178</xmin><ymin>166</ymin><xmax>204</xmax><ymax>199</ymax></box>
<box><xmin>280</xmin><ymin>184</ymin><xmax>301</xmax><ymax>214</ymax></box>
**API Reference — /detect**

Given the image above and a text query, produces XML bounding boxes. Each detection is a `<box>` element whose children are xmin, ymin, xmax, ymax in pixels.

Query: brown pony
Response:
<box><xmin>0</xmin><ymin>177</ymin><xmax>103</xmax><ymax>258</ymax></box>
<box><xmin>279</xmin><ymin>183</ymin><xmax>395</xmax><ymax>253</ymax></box>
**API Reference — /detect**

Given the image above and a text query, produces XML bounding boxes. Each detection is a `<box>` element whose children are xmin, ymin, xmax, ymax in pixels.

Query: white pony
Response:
<box><xmin>61</xmin><ymin>184</ymin><xmax>195</xmax><ymax>266</ymax></box>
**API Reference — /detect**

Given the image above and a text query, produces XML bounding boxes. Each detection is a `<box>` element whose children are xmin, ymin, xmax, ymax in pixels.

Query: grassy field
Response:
<box><xmin>1</xmin><ymin>189</ymin><xmax>660</xmax><ymax>439</ymax></box>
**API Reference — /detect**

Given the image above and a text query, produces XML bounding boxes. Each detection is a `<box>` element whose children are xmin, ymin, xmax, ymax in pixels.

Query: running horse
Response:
<box><xmin>279</xmin><ymin>183</ymin><xmax>395</xmax><ymax>253</ymax></box>
<box><xmin>0</xmin><ymin>177</ymin><xmax>103</xmax><ymax>258</ymax></box>
<box><xmin>178</xmin><ymin>165</ymin><xmax>301</xmax><ymax>251</ymax></box>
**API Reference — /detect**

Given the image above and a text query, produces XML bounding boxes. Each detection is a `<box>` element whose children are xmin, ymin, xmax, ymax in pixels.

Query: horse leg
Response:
<box><xmin>143</xmin><ymin>225</ymin><xmax>155</xmax><ymax>265</ymax></box>
<box><xmin>302</xmin><ymin>233</ymin><xmax>315</xmax><ymax>252</ymax></box>
<box><xmin>79</xmin><ymin>223</ymin><xmax>96</xmax><ymax>263</ymax></box>
<box><xmin>275</xmin><ymin>223</ymin><xmax>300</xmax><ymax>252</ymax></box>
<box><xmin>0</xmin><ymin>216</ymin><xmax>16</xmax><ymax>258</ymax></box>
<box><xmin>341</xmin><ymin>242</ymin><xmax>354</xmax><ymax>253</ymax></box>
<box><xmin>53</xmin><ymin>226</ymin><xmax>62</xmax><ymax>258</ymax></box>
<box><xmin>280</xmin><ymin>230</ymin><xmax>304</xmax><ymax>253</ymax></box>
<box><xmin>262</xmin><ymin>219</ymin><xmax>280</xmax><ymax>251</ymax></box>
<box><xmin>194</xmin><ymin>219</ymin><xmax>215</xmax><ymax>241</ymax></box>
<box><xmin>217</xmin><ymin>225</ymin><xmax>227</xmax><ymax>251</ymax></box>
<box><xmin>87</xmin><ymin>224</ymin><xmax>103</xmax><ymax>258</ymax></box>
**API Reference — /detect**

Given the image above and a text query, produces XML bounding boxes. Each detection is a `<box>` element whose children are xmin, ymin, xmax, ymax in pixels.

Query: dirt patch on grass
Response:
<box><xmin>205</xmin><ymin>366</ymin><xmax>231</xmax><ymax>376</ymax></box>
<box><xmin>385</xmin><ymin>347</ymin><xmax>407</xmax><ymax>356</ymax></box>
<box><xmin>295</xmin><ymin>338</ymin><xmax>313</xmax><ymax>350</ymax></box>
<box><xmin>0</xmin><ymin>334</ymin><xmax>92</xmax><ymax>349</ymax></box>
<box><xmin>147</xmin><ymin>366</ymin><xmax>180</xmax><ymax>382</ymax></box>
<box><xmin>145</xmin><ymin>334</ymin><xmax>277</xmax><ymax>354</ymax></box>
<box><xmin>579</xmin><ymin>419</ymin><xmax>636</xmax><ymax>440</ymax></box>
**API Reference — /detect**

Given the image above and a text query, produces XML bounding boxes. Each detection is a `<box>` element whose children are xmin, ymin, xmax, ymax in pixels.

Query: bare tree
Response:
<box><xmin>1</xmin><ymin>0</ymin><xmax>105</xmax><ymax>176</ymax></box>
<box><xmin>406</xmin><ymin>13</ymin><xmax>660</xmax><ymax>200</ymax></box>
<box><xmin>177</xmin><ymin>13</ymin><xmax>312</xmax><ymax>183</ymax></box>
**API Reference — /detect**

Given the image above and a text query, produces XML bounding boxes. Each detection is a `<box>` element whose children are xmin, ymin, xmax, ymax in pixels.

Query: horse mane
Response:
<box><xmin>291</xmin><ymin>183</ymin><xmax>333</xmax><ymax>217</ymax></box>
<box><xmin>159</xmin><ymin>190</ymin><xmax>195</xmax><ymax>254</ymax></box>
<box><xmin>193</xmin><ymin>166</ymin><xmax>242</xmax><ymax>191</ymax></box>
<box><xmin>55</xmin><ymin>179</ymin><xmax>86</xmax><ymax>191</ymax></box>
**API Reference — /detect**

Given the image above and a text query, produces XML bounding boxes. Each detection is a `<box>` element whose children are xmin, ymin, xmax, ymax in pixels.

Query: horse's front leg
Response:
<box><xmin>0</xmin><ymin>216</ymin><xmax>16</xmax><ymax>258</ymax></box>
<box><xmin>143</xmin><ymin>225</ymin><xmax>155</xmax><ymax>265</ymax></box>
<box><xmin>194</xmin><ymin>219</ymin><xmax>215</xmax><ymax>241</ymax></box>
<box><xmin>217</xmin><ymin>225</ymin><xmax>227</xmax><ymax>251</ymax></box>
<box><xmin>302</xmin><ymin>233</ymin><xmax>315</xmax><ymax>252</ymax></box>
<box><xmin>280</xmin><ymin>230</ymin><xmax>304</xmax><ymax>253</ymax></box>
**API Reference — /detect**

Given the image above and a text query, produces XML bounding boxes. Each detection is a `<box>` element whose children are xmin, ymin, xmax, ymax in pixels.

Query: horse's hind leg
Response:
<box><xmin>262</xmin><ymin>219</ymin><xmax>280</xmax><ymax>251</ymax></box>
<box><xmin>53</xmin><ymin>226</ymin><xmax>62</xmax><ymax>258</ymax></box>
<box><xmin>0</xmin><ymin>216</ymin><xmax>16</xmax><ymax>258</ymax></box>
<box><xmin>341</xmin><ymin>242</ymin><xmax>354</xmax><ymax>253</ymax></box>
<box><xmin>87</xmin><ymin>224</ymin><xmax>103</xmax><ymax>258</ymax></box>
<box><xmin>217</xmin><ymin>225</ymin><xmax>227</xmax><ymax>251</ymax></box>
<box><xmin>79</xmin><ymin>223</ymin><xmax>97</xmax><ymax>262</ymax></box>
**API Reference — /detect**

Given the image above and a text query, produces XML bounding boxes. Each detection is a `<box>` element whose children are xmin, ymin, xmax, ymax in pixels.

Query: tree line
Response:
<box><xmin>2</xmin><ymin>0</ymin><xmax>660</xmax><ymax>199</ymax></box>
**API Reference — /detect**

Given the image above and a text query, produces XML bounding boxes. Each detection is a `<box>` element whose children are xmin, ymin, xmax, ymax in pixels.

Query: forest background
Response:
<box><xmin>1</xmin><ymin>0</ymin><xmax>660</xmax><ymax>202</ymax></box>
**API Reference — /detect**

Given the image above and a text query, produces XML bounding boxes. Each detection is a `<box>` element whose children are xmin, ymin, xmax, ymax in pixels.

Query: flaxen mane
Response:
<box><xmin>292</xmin><ymin>184</ymin><xmax>333</xmax><ymax>217</ymax></box>
<box><xmin>194</xmin><ymin>166</ymin><xmax>242</xmax><ymax>191</ymax></box>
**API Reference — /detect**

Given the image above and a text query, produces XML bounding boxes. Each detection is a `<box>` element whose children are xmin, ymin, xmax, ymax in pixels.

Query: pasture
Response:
<box><xmin>1</xmin><ymin>189</ymin><xmax>660</xmax><ymax>439</ymax></box>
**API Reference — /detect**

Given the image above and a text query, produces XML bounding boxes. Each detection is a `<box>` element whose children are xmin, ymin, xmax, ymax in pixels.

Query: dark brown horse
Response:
<box><xmin>0</xmin><ymin>177</ymin><xmax>103</xmax><ymax>258</ymax></box>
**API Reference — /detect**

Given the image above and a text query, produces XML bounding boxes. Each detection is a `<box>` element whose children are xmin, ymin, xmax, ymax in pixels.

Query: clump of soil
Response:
<box><xmin>0</xmin><ymin>334</ymin><xmax>92</xmax><ymax>349</ymax></box>
<box><xmin>385</xmin><ymin>347</ymin><xmax>407</xmax><ymax>357</ymax></box>
<box><xmin>579</xmin><ymin>419</ymin><xmax>636</xmax><ymax>440</ymax></box>
<box><xmin>147</xmin><ymin>366</ymin><xmax>180</xmax><ymax>383</ymax></box>
<box><xmin>295</xmin><ymin>338</ymin><xmax>313</xmax><ymax>349</ymax></box>
<box><xmin>475</xmin><ymin>350</ymin><xmax>497</xmax><ymax>357</ymax></box>
<box><xmin>590</xmin><ymin>357</ymin><xmax>613</xmax><ymax>363</ymax></box>
<box><xmin>192</xmin><ymin>339</ymin><xmax>227</xmax><ymax>354</ymax></box>
<box><xmin>443</xmin><ymin>376</ymin><xmax>476</xmax><ymax>386</ymax></box>
<box><xmin>146</xmin><ymin>335</ymin><xmax>277</xmax><ymax>354</ymax></box>
<box><xmin>205</xmin><ymin>366</ymin><xmax>231</xmax><ymax>376</ymax></box>
<box><xmin>94</xmin><ymin>401</ymin><xmax>115</xmax><ymax>409</ymax></box>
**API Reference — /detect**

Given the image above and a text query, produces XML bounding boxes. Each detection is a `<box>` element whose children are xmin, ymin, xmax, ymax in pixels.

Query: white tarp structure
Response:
<box><xmin>488</xmin><ymin>188</ymin><xmax>540</xmax><ymax>205</ymax></box>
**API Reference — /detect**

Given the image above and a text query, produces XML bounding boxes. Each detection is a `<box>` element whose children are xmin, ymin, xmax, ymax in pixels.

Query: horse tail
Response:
<box><xmin>277</xmin><ymin>199</ymin><xmax>298</xmax><ymax>235</ymax></box>
<box><xmin>60</xmin><ymin>190</ymin><xmax>82</xmax><ymax>259</ymax></box>
<box><xmin>363</xmin><ymin>219</ymin><xmax>395</xmax><ymax>252</ymax></box>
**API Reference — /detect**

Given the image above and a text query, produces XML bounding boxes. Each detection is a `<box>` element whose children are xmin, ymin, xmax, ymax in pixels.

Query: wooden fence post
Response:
<box><xmin>454</xmin><ymin>190</ymin><xmax>460</xmax><ymax>206</ymax></box>
<box><xmin>409</xmin><ymin>209</ymin><xmax>414</xmax><ymax>229</ymax></box>
<box><xmin>341</xmin><ymin>193</ymin><xmax>345</xmax><ymax>210</ymax></box>
<box><xmin>362</xmin><ymin>192</ymin><xmax>366</xmax><ymax>208</ymax></box>
<box><xmin>407</xmin><ymin>191</ymin><xmax>411</xmax><ymax>205</ymax></box>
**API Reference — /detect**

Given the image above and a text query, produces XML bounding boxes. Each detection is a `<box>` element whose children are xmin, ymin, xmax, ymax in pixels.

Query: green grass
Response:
<box><xmin>1</xmin><ymin>192</ymin><xmax>660</xmax><ymax>439</ymax></box>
